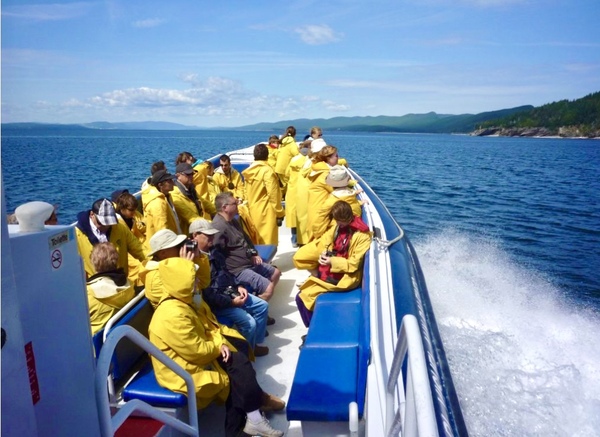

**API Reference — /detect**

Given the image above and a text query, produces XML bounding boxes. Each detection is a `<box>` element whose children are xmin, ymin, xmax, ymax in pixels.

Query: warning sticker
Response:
<box><xmin>25</xmin><ymin>342</ymin><xmax>41</xmax><ymax>405</ymax></box>
<box><xmin>51</xmin><ymin>249</ymin><xmax>63</xmax><ymax>270</ymax></box>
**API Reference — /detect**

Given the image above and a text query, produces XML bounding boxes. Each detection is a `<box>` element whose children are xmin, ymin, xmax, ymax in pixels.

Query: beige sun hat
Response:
<box><xmin>147</xmin><ymin>229</ymin><xmax>187</xmax><ymax>257</ymax></box>
<box><xmin>325</xmin><ymin>165</ymin><xmax>351</xmax><ymax>188</ymax></box>
<box><xmin>189</xmin><ymin>218</ymin><xmax>219</xmax><ymax>235</ymax></box>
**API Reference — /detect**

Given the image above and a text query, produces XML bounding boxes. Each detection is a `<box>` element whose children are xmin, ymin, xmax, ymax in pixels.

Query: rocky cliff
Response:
<box><xmin>471</xmin><ymin>126</ymin><xmax>600</xmax><ymax>138</ymax></box>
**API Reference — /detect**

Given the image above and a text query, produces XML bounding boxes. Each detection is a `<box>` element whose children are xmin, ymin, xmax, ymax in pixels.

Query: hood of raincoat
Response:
<box><xmin>241</xmin><ymin>160</ymin><xmax>270</xmax><ymax>184</ymax></box>
<box><xmin>157</xmin><ymin>258</ymin><xmax>196</xmax><ymax>305</ymax></box>
<box><xmin>309</xmin><ymin>160</ymin><xmax>330</xmax><ymax>179</ymax></box>
<box><xmin>348</xmin><ymin>216</ymin><xmax>370</xmax><ymax>233</ymax></box>
<box><xmin>142</xmin><ymin>185</ymin><xmax>167</xmax><ymax>209</ymax></box>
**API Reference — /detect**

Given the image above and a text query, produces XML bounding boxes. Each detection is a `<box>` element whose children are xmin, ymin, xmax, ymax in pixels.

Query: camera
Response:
<box><xmin>325</xmin><ymin>250</ymin><xmax>335</xmax><ymax>257</ymax></box>
<box><xmin>184</xmin><ymin>238</ymin><xmax>198</xmax><ymax>252</ymax></box>
<box><xmin>223</xmin><ymin>286</ymin><xmax>240</xmax><ymax>299</ymax></box>
<box><xmin>246</xmin><ymin>248</ymin><xmax>258</xmax><ymax>258</ymax></box>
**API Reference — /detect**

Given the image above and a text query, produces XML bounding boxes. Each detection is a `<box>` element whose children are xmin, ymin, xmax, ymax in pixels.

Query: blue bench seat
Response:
<box><xmin>122</xmin><ymin>362</ymin><xmax>187</xmax><ymax>408</ymax></box>
<box><xmin>287</xmin><ymin>255</ymin><xmax>370</xmax><ymax>423</ymax></box>
<box><xmin>254</xmin><ymin>244</ymin><xmax>277</xmax><ymax>263</ymax></box>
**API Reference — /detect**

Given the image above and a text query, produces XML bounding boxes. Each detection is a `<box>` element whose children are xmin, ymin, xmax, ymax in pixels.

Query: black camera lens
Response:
<box><xmin>184</xmin><ymin>238</ymin><xmax>197</xmax><ymax>252</ymax></box>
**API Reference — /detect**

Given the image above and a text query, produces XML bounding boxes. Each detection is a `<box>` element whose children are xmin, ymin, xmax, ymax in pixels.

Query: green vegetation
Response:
<box><xmin>477</xmin><ymin>92</ymin><xmax>600</xmax><ymax>137</ymax></box>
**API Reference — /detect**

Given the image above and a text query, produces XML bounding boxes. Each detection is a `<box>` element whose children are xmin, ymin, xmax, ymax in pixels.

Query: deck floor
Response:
<box><xmin>197</xmin><ymin>224</ymin><xmax>307</xmax><ymax>436</ymax></box>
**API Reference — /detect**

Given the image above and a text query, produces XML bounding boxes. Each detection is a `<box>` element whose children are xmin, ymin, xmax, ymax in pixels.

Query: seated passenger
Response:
<box><xmin>75</xmin><ymin>198</ymin><xmax>145</xmax><ymax>278</ymax></box>
<box><xmin>86</xmin><ymin>242</ymin><xmax>135</xmax><ymax>335</ymax></box>
<box><xmin>213</xmin><ymin>154</ymin><xmax>246</xmax><ymax>201</ymax></box>
<box><xmin>197</xmin><ymin>216</ymin><xmax>269</xmax><ymax>356</ymax></box>
<box><xmin>141</xmin><ymin>160</ymin><xmax>167</xmax><ymax>192</ymax></box>
<box><xmin>293</xmin><ymin>200</ymin><xmax>372</xmax><ymax>327</ymax></box>
<box><xmin>310</xmin><ymin>165</ymin><xmax>364</xmax><ymax>240</ymax></box>
<box><xmin>242</xmin><ymin>144</ymin><xmax>285</xmax><ymax>246</ymax></box>
<box><xmin>113</xmin><ymin>190</ymin><xmax>147</xmax><ymax>288</ymax></box>
<box><xmin>142</xmin><ymin>169</ymin><xmax>182</xmax><ymax>252</ymax></box>
<box><xmin>147</xmin><ymin>255</ymin><xmax>284</xmax><ymax>437</ymax></box>
<box><xmin>212</xmin><ymin>192</ymin><xmax>281</xmax><ymax>303</ymax></box>
<box><xmin>172</xmin><ymin>162</ymin><xmax>214</xmax><ymax>234</ymax></box>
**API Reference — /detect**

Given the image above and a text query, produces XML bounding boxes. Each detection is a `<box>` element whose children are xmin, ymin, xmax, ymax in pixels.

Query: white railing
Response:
<box><xmin>95</xmin><ymin>325</ymin><xmax>199</xmax><ymax>437</ymax></box>
<box><xmin>386</xmin><ymin>315</ymin><xmax>438</xmax><ymax>437</ymax></box>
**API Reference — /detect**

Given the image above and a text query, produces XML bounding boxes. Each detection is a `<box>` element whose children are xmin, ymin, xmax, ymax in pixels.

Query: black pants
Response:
<box><xmin>218</xmin><ymin>350</ymin><xmax>263</xmax><ymax>437</ymax></box>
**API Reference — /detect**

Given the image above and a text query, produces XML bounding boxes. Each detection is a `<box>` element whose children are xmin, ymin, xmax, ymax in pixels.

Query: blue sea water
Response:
<box><xmin>2</xmin><ymin>129</ymin><xmax>600</xmax><ymax>435</ymax></box>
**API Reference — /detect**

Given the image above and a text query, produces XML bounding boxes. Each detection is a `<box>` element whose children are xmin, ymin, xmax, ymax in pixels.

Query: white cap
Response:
<box><xmin>310</xmin><ymin>139</ymin><xmax>327</xmax><ymax>154</ymax></box>
<box><xmin>14</xmin><ymin>201</ymin><xmax>54</xmax><ymax>232</ymax></box>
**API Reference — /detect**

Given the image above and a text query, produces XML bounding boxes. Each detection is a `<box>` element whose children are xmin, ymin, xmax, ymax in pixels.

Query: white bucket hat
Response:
<box><xmin>147</xmin><ymin>229</ymin><xmax>187</xmax><ymax>257</ymax></box>
<box><xmin>326</xmin><ymin>165</ymin><xmax>351</xmax><ymax>188</ymax></box>
<box><xmin>189</xmin><ymin>219</ymin><xmax>219</xmax><ymax>236</ymax></box>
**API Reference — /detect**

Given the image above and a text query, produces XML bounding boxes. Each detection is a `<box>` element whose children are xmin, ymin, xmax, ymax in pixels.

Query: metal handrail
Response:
<box><xmin>102</xmin><ymin>290</ymin><xmax>145</xmax><ymax>343</ymax></box>
<box><xmin>95</xmin><ymin>325</ymin><xmax>199</xmax><ymax>437</ymax></box>
<box><xmin>386</xmin><ymin>315</ymin><xmax>438</xmax><ymax>437</ymax></box>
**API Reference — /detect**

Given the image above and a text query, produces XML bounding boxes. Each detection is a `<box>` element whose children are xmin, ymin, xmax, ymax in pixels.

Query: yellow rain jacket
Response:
<box><xmin>192</xmin><ymin>162</ymin><xmax>210</xmax><ymax>200</ymax></box>
<box><xmin>87</xmin><ymin>273</ymin><xmax>136</xmax><ymax>335</ymax></box>
<box><xmin>148</xmin><ymin>258</ymin><xmax>231</xmax><ymax>409</ymax></box>
<box><xmin>213</xmin><ymin>167</ymin><xmax>246</xmax><ymax>201</ymax></box>
<box><xmin>171</xmin><ymin>184</ymin><xmax>207</xmax><ymax>236</ymax></box>
<box><xmin>267</xmin><ymin>145</ymin><xmax>279</xmax><ymax>170</ymax></box>
<box><xmin>117</xmin><ymin>212</ymin><xmax>147</xmax><ymax>287</ymax></box>
<box><xmin>142</xmin><ymin>185</ymin><xmax>181</xmax><ymax>253</ymax></box>
<box><xmin>295</xmin><ymin>159</ymin><xmax>313</xmax><ymax>245</ymax></box>
<box><xmin>285</xmin><ymin>153</ymin><xmax>308</xmax><ymax>229</ymax></box>
<box><xmin>305</xmin><ymin>161</ymin><xmax>333</xmax><ymax>242</ymax></box>
<box><xmin>310</xmin><ymin>189</ymin><xmax>363</xmax><ymax>241</ymax></box>
<box><xmin>293</xmin><ymin>224</ymin><xmax>372</xmax><ymax>311</ymax></box>
<box><xmin>274</xmin><ymin>136</ymin><xmax>299</xmax><ymax>182</ymax></box>
<box><xmin>75</xmin><ymin>222</ymin><xmax>146</xmax><ymax>278</ymax></box>
<box><xmin>236</xmin><ymin>202</ymin><xmax>261</xmax><ymax>245</ymax></box>
<box><xmin>242</xmin><ymin>161</ymin><xmax>285</xmax><ymax>246</ymax></box>
<box><xmin>206</xmin><ymin>176</ymin><xmax>222</xmax><ymax>218</ymax></box>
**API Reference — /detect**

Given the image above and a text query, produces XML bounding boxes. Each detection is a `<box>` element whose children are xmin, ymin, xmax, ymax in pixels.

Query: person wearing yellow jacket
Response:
<box><xmin>274</xmin><ymin>126</ymin><xmax>298</xmax><ymax>190</ymax></box>
<box><xmin>295</xmin><ymin>138</ymin><xmax>327</xmax><ymax>244</ymax></box>
<box><xmin>285</xmin><ymin>140</ymin><xmax>310</xmax><ymax>247</ymax></box>
<box><xmin>142</xmin><ymin>169</ymin><xmax>181</xmax><ymax>253</ymax></box>
<box><xmin>242</xmin><ymin>144</ymin><xmax>285</xmax><ymax>246</ymax></box>
<box><xmin>171</xmin><ymin>162</ymin><xmax>215</xmax><ymax>235</ymax></box>
<box><xmin>75</xmin><ymin>198</ymin><xmax>146</xmax><ymax>279</ymax></box>
<box><xmin>266</xmin><ymin>135</ymin><xmax>280</xmax><ymax>170</ymax></box>
<box><xmin>146</xmin><ymin>240</ymin><xmax>285</xmax><ymax>436</ymax></box>
<box><xmin>310</xmin><ymin>165</ymin><xmax>364</xmax><ymax>241</ymax></box>
<box><xmin>305</xmin><ymin>145</ymin><xmax>341</xmax><ymax>242</ymax></box>
<box><xmin>213</xmin><ymin>154</ymin><xmax>246</xmax><ymax>201</ymax></box>
<box><xmin>86</xmin><ymin>242</ymin><xmax>136</xmax><ymax>335</ymax></box>
<box><xmin>113</xmin><ymin>190</ymin><xmax>147</xmax><ymax>287</ymax></box>
<box><xmin>293</xmin><ymin>200</ymin><xmax>372</xmax><ymax>327</ymax></box>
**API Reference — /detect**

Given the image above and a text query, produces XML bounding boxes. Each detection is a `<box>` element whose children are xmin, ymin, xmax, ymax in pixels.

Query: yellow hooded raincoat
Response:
<box><xmin>213</xmin><ymin>167</ymin><xmax>246</xmax><ymax>201</ymax></box>
<box><xmin>242</xmin><ymin>161</ymin><xmax>285</xmax><ymax>246</ymax></box>
<box><xmin>310</xmin><ymin>189</ymin><xmax>364</xmax><ymax>241</ymax></box>
<box><xmin>295</xmin><ymin>159</ymin><xmax>313</xmax><ymax>245</ymax></box>
<box><xmin>141</xmin><ymin>185</ymin><xmax>181</xmax><ymax>253</ymax></box>
<box><xmin>305</xmin><ymin>161</ymin><xmax>333</xmax><ymax>242</ymax></box>
<box><xmin>87</xmin><ymin>275</ymin><xmax>136</xmax><ymax>335</ymax></box>
<box><xmin>75</xmin><ymin>222</ymin><xmax>146</xmax><ymax>278</ymax></box>
<box><xmin>285</xmin><ymin>153</ymin><xmax>308</xmax><ymax>229</ymax></box>
<box><xmin>274</xmin><ymin>136</ymin><xmax>299</xmax><ymax>183</ymax></box>
<box><xmin>148</xmin><ymin>258</ymin><xmax>231</xmax><ymax>409</ymax></box>
<box><xmin>293</xmin><ymin>225</ymin><xmax>372</xmax><ymax>311</ymax></box>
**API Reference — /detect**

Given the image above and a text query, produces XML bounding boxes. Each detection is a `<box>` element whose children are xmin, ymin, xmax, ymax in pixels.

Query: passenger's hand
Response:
<box><xmin>252</xmin><ymin>255</ymin><xmax>263</xmax><ymax>265</ymax></box>
<box><xmin>232</xmin><ymin>289</ymin><xmax>248</xmax><ymax>306</ymax></box>
<box><xmin>179</xmin><ymin>245</ymin><xmax>195</xmax><ymax>261</ymax></box>
<box><xmin>318</xmin><ymin>252</ymin><xmax>332</xmax><ymax>266</ymax></box>
<box><xmin>220</xmin><ymin>344</ymin><xmax>231</xmax><ymax>362</ymax></box>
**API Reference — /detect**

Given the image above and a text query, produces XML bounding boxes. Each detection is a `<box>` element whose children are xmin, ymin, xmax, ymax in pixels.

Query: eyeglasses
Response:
<box><xmin>226</xmin><ymin>202</ymin><xmax>238</xmax><ymax>207</ymax></box>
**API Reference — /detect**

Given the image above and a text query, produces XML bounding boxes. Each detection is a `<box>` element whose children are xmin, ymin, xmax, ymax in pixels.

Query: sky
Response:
<box><xmin>1</xmin><ymin>0</ymin><xmax>599</xmax><ymax>128</ymax></box>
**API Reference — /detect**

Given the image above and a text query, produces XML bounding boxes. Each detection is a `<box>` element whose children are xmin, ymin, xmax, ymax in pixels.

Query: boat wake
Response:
<box><xmin>415</xmin><ymin>229</ymin><xmax>600</xmax><ymax>437</ymax></box>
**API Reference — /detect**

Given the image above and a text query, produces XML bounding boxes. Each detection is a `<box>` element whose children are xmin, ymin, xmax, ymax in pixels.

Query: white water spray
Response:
<box><xmin>416</xmin><ymin>229</ymin><xmax>600</xmax><ymax>437</ymax></box>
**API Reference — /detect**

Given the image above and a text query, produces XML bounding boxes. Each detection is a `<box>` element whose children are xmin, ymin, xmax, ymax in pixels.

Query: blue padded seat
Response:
<box><xmin>304</xmin><ymin>301</ymin><xmax>361</xmax><ymax>347</ymax></box>
<box><xmin>123</xmin><ymin>362</ymin><xmax>188</xmax><ymax>408</ymax></box>
<box><xmin>287</xmin><ymin>347</ymin><xmax>358</xmax><ymax>421</ymax></box>
<box><xmin>313</xmin><ymin>287</ymin><xmax>362</xmax><ymax>305</ymax></box>
<box><xmin>254</xmin><ymin>244</ymin><xmax>277</xmax><ymax>263</ymax></box>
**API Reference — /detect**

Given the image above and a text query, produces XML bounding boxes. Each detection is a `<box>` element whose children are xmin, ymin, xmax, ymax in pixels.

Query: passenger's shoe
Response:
<box><xmin>267</xmin><ymin>316</ymin><xmax>275</xmax><ymax>326</ymax></box>
<box><xmin>243</xmin><ymin>414</ymin><xmax>284</xmax><ymax>437</ymax></box>
<box><xmin>261</xmin><ymin>392</ymin><xmax>286</xmax><ymax>412</ymax></box>
<box><xmin>254</xmin><ymin>345</ymin><xmax>269</xmax><ymax>357</ymax></box>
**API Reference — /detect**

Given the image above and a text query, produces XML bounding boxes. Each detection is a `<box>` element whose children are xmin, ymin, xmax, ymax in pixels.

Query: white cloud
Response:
<box><xmin>296</xmin><ymin>25</ymin><xmax>342</xmax><ymax>45</ymax></box>
<box><xmin>132</xmin><ymin>18</ymin><xmax>164</xmax><ymax>28</ymax></box>
<box><xmin>1</xmin><ymin>2</ymin><xmax>95</xmax><ymax>21</ymax></box>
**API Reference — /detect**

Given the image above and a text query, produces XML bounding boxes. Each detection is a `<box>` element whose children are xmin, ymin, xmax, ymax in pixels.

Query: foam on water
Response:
<box><xmin>415</xmin><ymin>229</ymin><xmax>600</xmax><ymax>437</ymax></box>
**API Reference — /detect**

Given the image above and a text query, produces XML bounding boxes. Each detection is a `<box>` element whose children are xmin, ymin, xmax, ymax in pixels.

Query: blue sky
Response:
<box><xmin>2</xmin><ymin>0</ymin><xmax>599</xmax><ymax>127</ymax></box>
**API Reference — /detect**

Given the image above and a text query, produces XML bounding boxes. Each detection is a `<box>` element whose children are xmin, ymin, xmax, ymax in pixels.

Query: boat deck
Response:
<box><xmin>196</xmin><ymin>223</ymin><xmax>306</xmax><ymax>436</ymax></box>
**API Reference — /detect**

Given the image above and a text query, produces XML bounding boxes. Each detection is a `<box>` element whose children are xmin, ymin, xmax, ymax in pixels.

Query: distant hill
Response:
<box><xmin>1</xmin><ymin>121</ymin><xmax>200</xmax><ymax>131</ymax></box>
<box><xmin>234</xmin><ymin>106</ymin><xmax>534</xmax><ymax>134</ymax></box>
<box><xmin>473</xmin><ymin>91</ymin><xmax>600</xmax><ymax>138</ymax></box>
